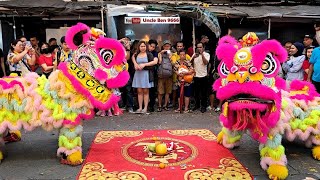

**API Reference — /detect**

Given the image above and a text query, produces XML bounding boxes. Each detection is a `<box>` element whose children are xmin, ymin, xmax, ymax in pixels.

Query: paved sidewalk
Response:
<box><xmin>0</xmin><ymin>111</ymin><xmax>319</xmax><ymax>180</ymax></box>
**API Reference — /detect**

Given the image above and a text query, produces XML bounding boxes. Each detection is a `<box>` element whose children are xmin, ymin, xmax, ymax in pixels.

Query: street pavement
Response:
<box><xmin>0</xmin><ymin>111</ymin><xmax>320</xmax><ymax>180</ymax></box>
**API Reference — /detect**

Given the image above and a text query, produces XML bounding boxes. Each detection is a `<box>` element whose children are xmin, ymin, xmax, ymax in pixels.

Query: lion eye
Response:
<box><xmin>219</xmin><ymin>62</ymin><xmax>230</xmax><ymax>76</ymax></box>
<box><xmin>261</xmin><ymin>53</ymin><xmax>277</xmax><ymax>75</ymax></box>
<box><xmin>99</xmin><ymin>48</ymin><xmax>114</xmax><ymax>65</ymax></box>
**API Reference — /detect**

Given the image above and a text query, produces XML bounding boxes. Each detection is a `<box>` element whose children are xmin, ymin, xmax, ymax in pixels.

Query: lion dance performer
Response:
<box><xmin>214</xmin><ymin>32</ymin><xmax>320</xmax><ymax>179</ymax></box>
<box><xmin>0</xmin><ymin>23</ymin><xmax>129</xmax><ymax>165</ymax></box>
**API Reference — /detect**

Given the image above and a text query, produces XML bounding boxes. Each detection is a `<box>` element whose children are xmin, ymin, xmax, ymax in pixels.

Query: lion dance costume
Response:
<box><xmin>0</xmin><ymin>23</ymin><xmax>129</xmax><ymax>165</ymax></box>
<box><xmin>214</xmin><ymin>33</ymin><xmax>320</xmax><ymax>179</ymax></box>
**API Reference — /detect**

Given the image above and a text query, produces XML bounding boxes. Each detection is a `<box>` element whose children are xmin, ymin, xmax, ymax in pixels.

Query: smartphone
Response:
<box><xmin>195</xmin><ymin>48</ymin><xmax>200</xmax><ymax>56</ymax></box>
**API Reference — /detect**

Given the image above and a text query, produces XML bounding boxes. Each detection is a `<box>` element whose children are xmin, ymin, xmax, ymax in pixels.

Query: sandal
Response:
<box><xmin>135</xmin><ymin>109</ymin><xmax>142</xmax><ymax>114</ymax></box>
<box><xmin>157</xmin><ymin>107</ymin><xmax>162</xmax><ymax>112</ymax></box>
<box><xmin>184</xmin><ymin>109</ymin><xmax>190</xmax><ymax>113</ymax></box>
<box><xmin>142</xmin><ymin>109</ymin><xmax>150</xmax><ymax>115</ymax></box>
<box><xmin>174</xmin><ymin>109</ymin><xmax>181</xmax><ymax>113</ymax></box>
<box><xmin>164</xmin><ymin>106</ymin><xmax>169</xmax><ymax>111</ymax></box>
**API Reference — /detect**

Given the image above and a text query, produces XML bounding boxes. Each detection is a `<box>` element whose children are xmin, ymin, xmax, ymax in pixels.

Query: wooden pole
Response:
<box><xmin>268</xmin><ymin>18</ymin><xmax>271</xmax><ymax>39</ymax></box>
<box><xmin>101</xmin><ymin>6</ymin><xmax>105</xmax><ymax>33</ymax></box>
<box><xmin>192</xmin><ymin>18</ymin><xmax>196</xmax><ymax>54</ymax></box>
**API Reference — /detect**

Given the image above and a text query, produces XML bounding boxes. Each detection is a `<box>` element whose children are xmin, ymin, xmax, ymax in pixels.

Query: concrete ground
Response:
<box><xmin>0</xmin><ymin>111</ymin><xmax>320</xmax><ymax>180</ymax></box>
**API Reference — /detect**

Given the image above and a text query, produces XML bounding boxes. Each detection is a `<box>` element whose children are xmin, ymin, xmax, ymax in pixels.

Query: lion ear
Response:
<box><xmin>65</xmin><ymin>23</ymin><xmax>91</xmax><ymax>50</ymax></box>
<box><xmin>216</xmin><ymin>35</ymin><xmax>240</xmax><ymax>69</ymax></box>
<box><xmin>251</xmin><ymin>40</ymin><xmax>288</xmax><ymax>68</ymax></box>
<box><xmin>95</xmin><ymin>38</ymin><xmax>126</xmax><ymax>67</ymax></box>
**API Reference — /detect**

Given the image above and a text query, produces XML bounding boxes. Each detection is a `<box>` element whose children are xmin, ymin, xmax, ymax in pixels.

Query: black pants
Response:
<box><xmin>194</xmin><ymin>76</ymin><xmax>208</xmax><ymax>108</ymax></box>
<box><xmin>312</xmin><ymin>80</ymin><xmax>320</xmax><ymax>94</ymax></box>
<box><xmin>149</xmin><ymin>86</ymin><xmax>156</xmax><ymax>109</ymax></box>
<box><xmin>120</xmin><ymin>77</ymin><xmax>133</xmax><ymax>108</ymax></box>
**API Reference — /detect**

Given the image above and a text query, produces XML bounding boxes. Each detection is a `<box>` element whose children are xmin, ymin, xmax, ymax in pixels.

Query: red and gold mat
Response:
<box><xmin>78</xmin><ymin>129</ymin><xmax>253</xmax><ymax>180</ymax></box>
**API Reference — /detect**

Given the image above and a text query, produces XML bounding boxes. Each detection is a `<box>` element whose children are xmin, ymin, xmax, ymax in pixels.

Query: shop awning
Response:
<box><xmin>206</xmin><ymin>5</ymin><xmax>320</xmax><ymax>19</ymax></box>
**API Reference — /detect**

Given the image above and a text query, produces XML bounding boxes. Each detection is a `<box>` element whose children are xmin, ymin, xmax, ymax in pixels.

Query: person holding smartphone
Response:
<box><xmin>7</xmin><ymin>39</ymin><xmax>36</xmax><ymax>76</ymax></box>
<box><xmin>191</xmin><ymin>42</ymin><xmax>210</xmax><ymax>113</ymax></box>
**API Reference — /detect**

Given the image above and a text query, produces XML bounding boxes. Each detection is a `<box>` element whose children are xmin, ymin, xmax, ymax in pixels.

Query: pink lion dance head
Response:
<box><xmin>213</xmin><ymin>33</ymin><xmax>288</xmax><ymax>143</ymax></box>
<box><xmin>59</xmin><ymin>23</ymin><xmax>129</xmax><ymax>110</ymax></box>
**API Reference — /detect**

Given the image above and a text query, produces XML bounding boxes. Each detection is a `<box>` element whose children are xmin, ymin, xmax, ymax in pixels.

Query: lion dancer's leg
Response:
<box><xmin>217</xmin><ymin>127</ymin><xmax>243</xmax><ymax>149</ymax></box>
<box><xmin>57</xmin><ymin>124</ymin><xmax>83</xmax><ymax>166</ymax></box>
<box><xmin>260</xmin><ymin>133</ymin><xmax>288</xmax><ymax>180</ymax></box>
<box><xmin>112</xmin><ymin>103</ymin><xmax>123</xmax><ymax>116</ymax></box>
<box><xmin>311</xmin><ymin>134</ymin><xmax>320</xmax><ymax>160</ymax></box>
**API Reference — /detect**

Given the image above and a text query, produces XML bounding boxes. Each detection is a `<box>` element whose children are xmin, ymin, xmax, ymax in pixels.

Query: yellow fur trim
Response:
<box><xmin>312</xmin><ymin>145</ymin><xmax>320</xmax><ymax>160</ymax></box>
<box><xmin>249</xmin><ymin>72</ymin><xmax>264</xmax><ymax>81</ymax></box>
<box><xmin>217</xmin><ymin>131</ymin><xmax>224</xmax><ymax>144</ymax></box>
<box><xmin>227</xmin><ymin>74</ymin><xmax>237</xmax><ymax>82</ymax></box>
<box><xmin>9</xmin><ymin>73</ymin><xmax>19</xmax><ymax>77</ymax></box>
<box><xmin>267</xmin><ymin>164</ymin><xmax>288</xmax><ymax>180</ymax></box>
<box><xmin>222</xmin><ymin>102</ymin><xmax>228</xmax><ymax>117</ymax></box>
<box><xmin>0</xmin><ymin>151</ymin><xmax>3</xmax><ymax>160</ymax></box>
<box><xmin>260</xmin><ymin>146</ymin><xmax>285</xmax><ymax>160</ymax></box>
<box><xmin>67</xmin><ymin>151</ymin><xmax>83</xmax><ymax>165</ymax></box>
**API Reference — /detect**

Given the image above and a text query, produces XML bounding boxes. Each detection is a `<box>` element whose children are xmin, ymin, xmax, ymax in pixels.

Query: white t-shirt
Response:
<box><xmin>193</xmin><ymin>52</ymin><xmax>210</xmax><ymax>78</ymax></box>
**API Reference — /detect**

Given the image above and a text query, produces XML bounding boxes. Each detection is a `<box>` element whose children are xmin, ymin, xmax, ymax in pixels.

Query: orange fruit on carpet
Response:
<box><xmin>155</xmin><ymin>144</ymin><xmax>167</xmax><ymax>155</ymax></box>
<box><xmin>159</xmin><ymin>163</ymin><xmax>166</xmax><ymax>169</ymax></box>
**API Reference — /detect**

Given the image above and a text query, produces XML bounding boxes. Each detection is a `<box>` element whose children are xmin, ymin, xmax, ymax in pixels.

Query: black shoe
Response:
<box><xmin>149</xmin><ymin>107</ymin><xmax>155</xmax><ymax>112</ymax></box>
<box><xmin>200</xmin><ymin>108</ymin><xmax>206</xmax><ymax>113</ymax></box>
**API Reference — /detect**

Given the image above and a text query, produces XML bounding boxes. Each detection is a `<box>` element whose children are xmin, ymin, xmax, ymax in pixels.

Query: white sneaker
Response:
<box><xmin>206</xmin><ymin>106</ymin><xmax>213</xmax><ymax>111</ymax></box>
<box><xmin>215</xmin><ymin>107</ymin><xmax>221</xmax><ymax>112</ymax></box>
<box><xmin>128</xmin><ymin>108</ymin><xmax>134</xmax><ymax>113</ymax></box>
<box><xmin>96</xmin><ymin>110</ymin><xmax>102</xmax><ymax>116</ymax></box>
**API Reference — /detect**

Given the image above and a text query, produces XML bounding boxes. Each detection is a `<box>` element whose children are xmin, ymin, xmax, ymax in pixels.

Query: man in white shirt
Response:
<box><xmin>191</xmin><ymin>42</ymin><xmax>210</xmax><ymax>113</ymax></box>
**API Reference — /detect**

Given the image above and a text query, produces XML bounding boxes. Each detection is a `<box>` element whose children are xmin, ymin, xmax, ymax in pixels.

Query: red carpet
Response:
<box><xmin>78</xmin><ymin>129</ymin><xmax>253</xmax><ymax>180</ymax></box>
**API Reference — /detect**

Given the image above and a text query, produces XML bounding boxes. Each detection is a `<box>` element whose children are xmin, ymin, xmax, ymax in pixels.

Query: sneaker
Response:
<box><xmin>206</xmin><ymin>106</ymin><xmax>213</xmax><ymax>111</ymax></box>
<box><xmin>100</xmin><ymin>111</ymin><xmax>106</xmax><ymax>117</ymax></box>
<box><xmin>200</xmin><ymin>107</ymin><xmax>206</xmax><ymax>113</ymax></box>
<box><xmin>128</xmin><ymin>108</ymin><xmax>134</xmax><ymax>113</ymax></box>
<box><xmin>107</xmin><ymin>110</ymin><xmax>113</xmax><ymax>117</ymax></box>
<box><xmin>215</xmin><ymin>107</ymin><xmax>221</xmax><ymax>112</ymax></box>
<box><xmin>142</xmin><ymin>109</ymin><xmax>150</xmax><ymax>115</ymax></box>
<box><xmin>96</xmin><ymin>110</ymin><xmax>102</xmax><ymax>116</ymax></box>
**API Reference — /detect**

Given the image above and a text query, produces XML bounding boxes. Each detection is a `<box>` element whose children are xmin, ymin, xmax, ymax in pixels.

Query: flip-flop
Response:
<box><xmin>135</xmin><ymin>109</ymin><xmax>142</xmax><ymax>114</ymax></box>
<box><xmin>184</xmin><ymin>109</ymin><xmax>190</xmax><ymax>113</ymax></box>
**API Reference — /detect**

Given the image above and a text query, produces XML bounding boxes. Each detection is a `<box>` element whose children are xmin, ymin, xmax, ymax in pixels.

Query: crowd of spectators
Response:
<box><xmin>0</xmin><ymin>21</ymin><xmax>319</xmax><ymax>116</ymax></box>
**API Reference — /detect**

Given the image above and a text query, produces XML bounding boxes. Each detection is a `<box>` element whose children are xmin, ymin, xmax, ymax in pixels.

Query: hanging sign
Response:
<box><xmin>124</xmin><ymin>17</ymin><xmax>180</xmax><ymax>24</ymax></box>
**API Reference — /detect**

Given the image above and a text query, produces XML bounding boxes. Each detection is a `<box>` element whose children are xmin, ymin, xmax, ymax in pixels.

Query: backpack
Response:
<box><xmin>157</xmin><ymin>53</ymin><xmax>173</xmax><ymax>78</ymax></box>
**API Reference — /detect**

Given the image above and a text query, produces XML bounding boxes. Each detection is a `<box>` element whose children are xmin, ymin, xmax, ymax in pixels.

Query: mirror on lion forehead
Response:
<box><xmin>73</xmin><ymin>44</ymin><xmax>100</xmax><ymax>76</ymax></box>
